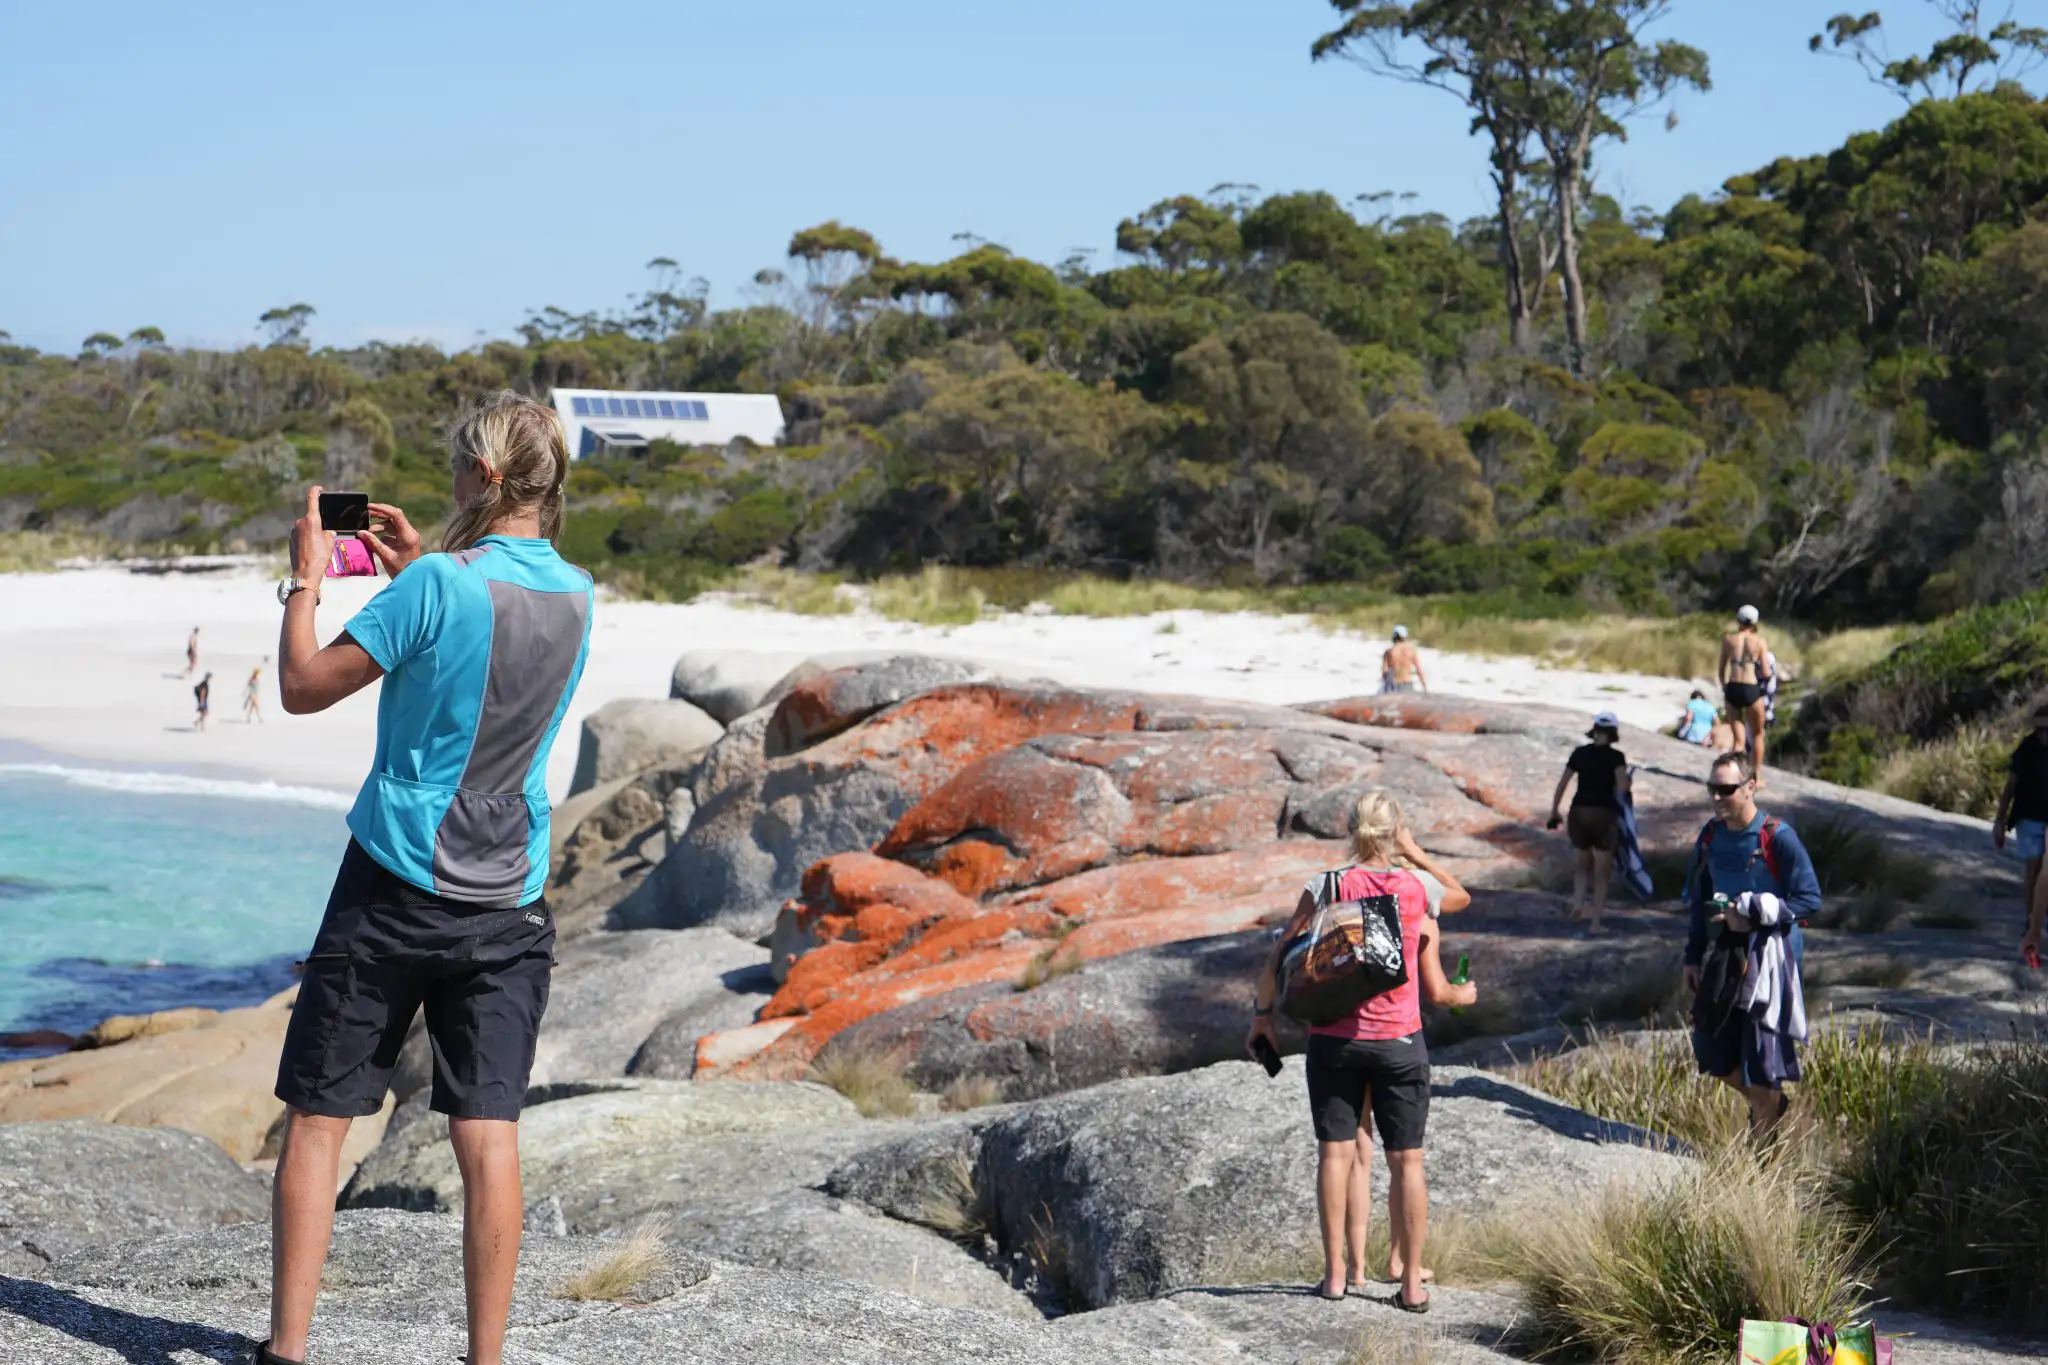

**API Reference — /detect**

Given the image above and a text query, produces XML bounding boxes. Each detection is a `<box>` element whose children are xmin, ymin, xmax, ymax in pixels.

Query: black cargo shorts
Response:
<box><xmin>275</xmin><ymin>839</ymin><xmax>555</xmax><ymax>1121</ymax></box>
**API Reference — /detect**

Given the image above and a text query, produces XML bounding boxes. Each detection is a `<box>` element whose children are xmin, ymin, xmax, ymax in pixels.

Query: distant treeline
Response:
<box><xmin>3</xmin><ymin>86</ymin><xmax>2046</xmax><ymax>625</ymax></box>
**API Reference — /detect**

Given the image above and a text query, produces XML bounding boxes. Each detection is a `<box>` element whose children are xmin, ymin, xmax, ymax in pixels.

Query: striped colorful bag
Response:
<box><xmin>1741</xmin><ymin>1319</ymin><xmax>1891</xmax><ymax>1365</ymax></box>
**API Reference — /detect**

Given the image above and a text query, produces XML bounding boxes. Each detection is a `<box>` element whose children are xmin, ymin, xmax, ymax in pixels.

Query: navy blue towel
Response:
<box><xmin>1615</xmin><ymin>785</ymin><xmax>1655</xmax><ymax>902</ymax></box>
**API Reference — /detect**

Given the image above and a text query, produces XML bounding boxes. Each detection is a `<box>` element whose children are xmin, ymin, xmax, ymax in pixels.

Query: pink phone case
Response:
<box><xmin>325</xmin><ymin>537</ymin><xmax>376</xmax><ymax>578</ymax></box>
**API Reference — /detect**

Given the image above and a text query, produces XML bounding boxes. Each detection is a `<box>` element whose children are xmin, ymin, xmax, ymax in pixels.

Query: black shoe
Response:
<box><xmin>253</xmin><ymin>1342</ymin><xmax>303</xmax><ymax>1365</ymax></box>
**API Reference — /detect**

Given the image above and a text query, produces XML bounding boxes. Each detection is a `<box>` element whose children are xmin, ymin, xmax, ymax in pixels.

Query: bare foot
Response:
<box><xmin>1386</xmin><ymin>1264</ymin><xmax>1435</xmax><ymax>1284</ymax></box>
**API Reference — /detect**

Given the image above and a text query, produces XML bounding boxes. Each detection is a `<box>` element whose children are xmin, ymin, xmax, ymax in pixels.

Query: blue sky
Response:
<box><xmin>0</xmin><ymin>1</ymin><xmax>1995</xmax><ymax>354</ymax></box>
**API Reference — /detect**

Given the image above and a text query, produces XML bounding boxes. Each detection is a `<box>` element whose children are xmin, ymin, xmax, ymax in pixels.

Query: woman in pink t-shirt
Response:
<box><xmin>1249</xmin><ymin>791</ymin><xmax>1474</xmax><ymax>1313</ymax></box>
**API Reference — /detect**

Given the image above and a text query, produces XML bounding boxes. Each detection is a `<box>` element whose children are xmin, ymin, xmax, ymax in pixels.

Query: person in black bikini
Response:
<box><xmin>1719</xmin><ymin>606</ymin><xmax>1772</xmax><ymax>780</ymax></box>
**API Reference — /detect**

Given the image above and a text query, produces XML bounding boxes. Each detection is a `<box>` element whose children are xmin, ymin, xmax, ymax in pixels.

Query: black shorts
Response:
<box><xmin>1305</xmin><ymin>1031</ymin><xmax>1430</xmax><ymax>1149</ymax></box>
<box><xmin>276</xmin><ymin>840</ymin><xmax>555</xmax><ymax>1121</ymax></box>
<box><xmin>1723</xmin><ymin>682</ymin><xmax>1763</xmax><ymax>711</ymax></box>
<box><xmin>1567</xmin><ymin>805</ymin><xmax>1617</xmax><ymax>853</ymax></box>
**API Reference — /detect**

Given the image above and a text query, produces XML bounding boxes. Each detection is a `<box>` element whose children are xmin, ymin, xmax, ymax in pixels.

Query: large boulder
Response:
<box><xmin>1055</xmin><ymin>1282</ymin><xmax>1528</xmax><ymax>1365</ymax></box>
<box><xmin>832</xmin><ymin>1061</ymin><xmax>1682</xmax><ymax>1311</ymax></box>
<box><xmin>632</xmin><ymin>682</ymin><xmax>1157</xmax><ymax>938</ymax></box>
<box><xmin>672</xmin><ymin>649</ymin><xmax>813</xmax><ymax>725</ymax></box>
<box><xmin>765</xmin><ymin>655</ymin><xmax>992</xmax><ymax>757</ymax></box>
<box><xmin>343</xmin><ymin>1079</ymin><xmax>874</xmax><ymax>1232</ymax></box>
<box><xmin>666</xmin><ymin>1187</ymin><xmax>1034</xmax><ymax>1319</ymax></box>
<box><xmin>0</xmin><ymin>1209</ymin><xmax>1204</xmax><ymax>1365</ymax></box>
<box><xmin>567</xmin><ymin>697</ymin><xmax>723</xmax><ymax>797</ymax></box>
<box><xmin>816</xmin><ymin>930</ymin><xmax>1308</xmax><ymax>1101</ymax></box>
<box><xmin>547</xmin><ymin>761</ymin><xmax>699</xmax><ymax>939</ymax></box>
<box><xmin>528</xmin><ymin>929</ymin><xmax>772</xmax><ymax>1086</ymax></box>
<box><xmin>0</xmin><ymin>1122</ymin><xmax>268</xmax><ymax>1275</ymax></box>
<box><xmin>0</xmin><ymin>988</ymin><xmax>293</xmax><ymax>1161</ymax></box>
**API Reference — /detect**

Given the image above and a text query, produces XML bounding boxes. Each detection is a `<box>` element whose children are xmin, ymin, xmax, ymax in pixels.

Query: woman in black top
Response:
<box><xmin>1546</xmin><ymin>711</ymin><xmax>1630</xmax><ymax>936</ymax></box>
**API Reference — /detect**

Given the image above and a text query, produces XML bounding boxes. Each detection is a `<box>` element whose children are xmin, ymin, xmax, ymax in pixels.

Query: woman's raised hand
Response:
<box><xmin>1394</xmin><ymin>825</ymin><xmax>1427</xmax><ymax>863</ymax></box>
<box><xmin>361</xmin><ymin>502</ymin><xmax>424</xmax><ymax>577</ymax></box>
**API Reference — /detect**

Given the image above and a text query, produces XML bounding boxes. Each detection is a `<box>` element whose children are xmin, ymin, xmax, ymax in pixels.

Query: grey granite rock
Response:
<box><xmin>820</xmin><ymin>931</ymin><xmax>1309</xmax><ymax>1100</ymax></box>
<box><xmin>970</xmin><ymin>1061</ymin><xmax>1680</xmax><ymax>1309</ymax></box>
<box><xmin>529</xmin><ymin>928</ymin><xmax>771</xmax><ymax>1086</ymax></box>
<box><xmin>342</xmin><ymin>1079</ymin><xmax>876</xmax><ymax>1233</ymax></box>
<box><xmin>664</xmin><ymin>1186</ymin><xmax>1034</xmax><ymax>1318</ymax></box>
<box><xmin>0</xmin><ymin>1121</ymin><xmax>267</xmax><ymax>1275</ymax></box>
<box><xmin>0</xmin><ymin>1209</ymin><xmax>1204</xmax><ymax>1365</ymax></box>
<box><xmin>671</xmin><ymin>649</ymin><xmax>813</xmax><ymax>726</ymax></box>
<box><xmin>567</xmin><ymin>697</ymin><xmax>723</xmax><ymax>796</ymax></box>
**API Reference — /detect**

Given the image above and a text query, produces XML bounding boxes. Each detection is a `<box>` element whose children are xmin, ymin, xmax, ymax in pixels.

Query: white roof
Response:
<box><xmin>549</xmin><ymin>388</ymin><xmax>784</xmax><ymax>456</ymax></box>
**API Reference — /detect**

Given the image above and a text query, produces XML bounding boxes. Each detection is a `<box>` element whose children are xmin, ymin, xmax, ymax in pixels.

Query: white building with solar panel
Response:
<box><xmin>550</xmin><ymin>388</ymin><xmax>785</xmax><ymax>459</ymax></box>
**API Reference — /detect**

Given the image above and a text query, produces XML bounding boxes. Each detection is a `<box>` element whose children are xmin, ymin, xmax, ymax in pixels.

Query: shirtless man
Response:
<box><xmin>1718</xmin><ymin>606</ymin><xmax>1772</xmax><ymax>779</ymax></box>
<box><xmin>1382</xmin><ymin>626</ymin><xmax>1428</xmax><ymax>694</ymax></box>
<box><xmin>184</xmin><ymin>626</ymin><xmax>201</xmax><ymax>679</ymax></box>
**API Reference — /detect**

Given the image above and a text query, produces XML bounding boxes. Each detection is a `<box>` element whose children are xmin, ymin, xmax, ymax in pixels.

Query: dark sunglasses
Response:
<box><xmin>1707</xmin><ymin>780</ymin><xmax>1748</xmax><ymax>798</ymax></box>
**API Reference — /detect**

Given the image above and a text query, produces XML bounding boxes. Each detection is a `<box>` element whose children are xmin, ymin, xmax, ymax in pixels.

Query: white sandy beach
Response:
<box><xmin>0</xmin><ymin>567</ymin><xmax>1703</xmax><ymax>802</ymax></box>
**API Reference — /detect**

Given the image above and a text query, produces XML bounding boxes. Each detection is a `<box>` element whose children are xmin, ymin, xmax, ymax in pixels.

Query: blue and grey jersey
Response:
<box><xmin>341</xmin><ymin>535</ymin><xmax>593</xmax><ymax>907</ymax></box>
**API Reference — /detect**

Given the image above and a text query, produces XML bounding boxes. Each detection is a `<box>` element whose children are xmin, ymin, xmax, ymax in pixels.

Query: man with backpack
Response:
<box><xmin>1681</xmin><ymin>751</ymin><xmax>1820</xmax><ymax>1142</ymax></box>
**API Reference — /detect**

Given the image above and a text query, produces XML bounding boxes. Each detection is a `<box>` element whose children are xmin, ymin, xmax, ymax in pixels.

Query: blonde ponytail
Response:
<box><xmin>1350</xmin><ymin>789</ymin><xmax>1405</xmax><ymax>866</ymax></box>
<box><xmin>441</xmin><ymin>390</ymin><xmax>569</xmax><ymax>553</ymax></box>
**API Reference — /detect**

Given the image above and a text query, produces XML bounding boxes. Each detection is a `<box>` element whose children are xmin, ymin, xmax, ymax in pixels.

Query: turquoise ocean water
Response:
<box><xmin>0</xmin><ymin>756</ymin><xmax>349</xmax><ymax>1057</ymax></box>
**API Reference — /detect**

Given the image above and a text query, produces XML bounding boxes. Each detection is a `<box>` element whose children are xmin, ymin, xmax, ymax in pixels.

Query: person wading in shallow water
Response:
<box><xmin>1718</xmin><ymin>605</ymin><xmax>1773</xmax><ymax>781</ymax></box>
<box><xmin>1248</xmin><ymin>792</ymin><xmax>1474</xmax><ymax>1314</ymax></box>
<box><xmin>1381</xmin><ymin>626</ymin><xmax>1428</xmax><ymax>694</ymax></box>
<box><xmin>258</xmin><ymin>391</ymin><xmax>592</xmax><ymax>1365</ymax></box>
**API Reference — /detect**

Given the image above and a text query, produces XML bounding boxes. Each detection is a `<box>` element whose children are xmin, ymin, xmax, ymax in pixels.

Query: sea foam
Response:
<box><xmin>0</xmin><ymin>762</ymin><xmax>352</xmax><ymax>811</ymax></box>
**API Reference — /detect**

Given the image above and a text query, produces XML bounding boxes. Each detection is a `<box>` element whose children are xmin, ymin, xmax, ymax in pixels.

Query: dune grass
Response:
<box><xmin>1216</xmin><ymin>1208</ymin><xmax>1511</xmax><ymax>1293</ymax></box>
<box><xmin>1874</xmin><ymin>722</ymin><xmax>2010</xmax><ymax>818</ymax></box>
<box><xmin>905</xmin><ymin>1151</ymin><xmax>990</xmax><ymax>1244</ymax></box>
<box><xmin>1832</xmin><ymin>1033</ymin><xmax>2048</xmax><ymax>1333</ymax></box>
<box><xmin>1016</xmin><ymin>943</ymin><xmax>1085</xmax><ymax>992</ymax></box>
<box><xmin>0</xmin><ymin>529</ymin><xmax>135</xmax><ymax>571</ymax></box>
<box><xmin>555</xmin><ymin>1229</ymin><xmax>673</xmax><ymax>1303</ymax></box>
<box><xmin>1494</xmin><ymin>1151</ymin><xmax>1871</xmax><ymax>1365</ymax></box>
<box><xmin>940</xmin><ymin>1073</ymin><xmax>1006</xmax><ymax>1112</ymax></box>
<box><xmin>808</xmin><ymin>1045</ymin><xmax>920</xmax><ymax>1118</ymax></box>
<box><xmin>693</xmin><ymin>563</ymin><xmax>1892</xmax><ymax>682</ymax></box>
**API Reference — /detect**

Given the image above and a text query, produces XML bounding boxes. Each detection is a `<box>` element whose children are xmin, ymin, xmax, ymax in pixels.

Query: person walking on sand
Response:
<box><xmin>1382</xmin><ymin>626</ymin><xmax>1428</xmax><ymax>694</ymax></box>
<box><xmin>192</xmin><ymin>673</ymin><xmax>212</xmax><ymax>732</ymax></box>
<box><xmin>1719</xmin><ymin>606</ymin><xmax>1772</xmax><ymax>780</ymax></box>
<box><xmin>258</xmin><ymin>392</ymin><xmax>592</xmax><ymax>1365</ymax></box>
<box><xmin>244</xmin><ymin>657</ymin><xmax>268</xmax><ymax>724</ymax></box>
<box><xmin>1249</xmin><ymin>792</ymin><xmax>1474</xmax><ymax>1313</ymax></box>
<box><xmin>1992</xmin><ymin>703</ymin><xmax>2048</xmax><ymax>930</ymax></box>
<box><xmin>1682</xmin><ymin>750</ymin><xmax>1819</xmax><ymax>1145</ymax></box>
<box><xmin>184</xmin><ymin>626</ymin><xmax>201</xmax><ymax>679</ymax></box>
<box><xmin>1546</xmin><ymin>711</ymin><xmax>1630</xmax><ymax>935</ymax></box>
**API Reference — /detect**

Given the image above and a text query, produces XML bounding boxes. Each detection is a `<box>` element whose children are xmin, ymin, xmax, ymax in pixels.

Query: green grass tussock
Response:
<box><xmin>808</xmin><ymin>1046</ymin><xmax>920</xmax><ymax>1118</ymax></box>
<box><xmin>1833</xmin><ymin>1034</ymin><xmax>2048</xmax><ymax>1334</ymax></box>
<box><xmin>1495</xmin><ymin>1152</ymin><xmax>1871</xmax><ymax>1365</ymax></box>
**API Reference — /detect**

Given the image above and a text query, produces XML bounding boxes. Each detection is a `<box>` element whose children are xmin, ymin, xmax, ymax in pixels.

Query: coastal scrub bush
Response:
<box><xmin>1494</xmin><ymin>1152</ymin><xmax>1870</xmax><ymax>1365</ymax></box>
<box><xmin>1833</xmin><ymin>1034</ymin><xmax>2048</xmax><ymax>1333</ymax></box>
<box><xmin>1875</xmin><ymin>722</ymin><xmax>2010</xmax><ymax>817</ymax></box>
<box><xmin>808</xmin><ymin>1046</ymin><xmax>919</xmax><ymax>1118</ymax></box>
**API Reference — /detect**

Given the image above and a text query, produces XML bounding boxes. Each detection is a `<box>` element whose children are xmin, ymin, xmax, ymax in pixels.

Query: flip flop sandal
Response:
<box><xmin>1394</xmin><ymin>1289</ymin><xmax>1431</xmax><ymax>1314</ymax></box>
<box><xmin>1315</xmin><ymin>1283</ymin><xmax>1346</xmax><ymax>1301</ymax></box>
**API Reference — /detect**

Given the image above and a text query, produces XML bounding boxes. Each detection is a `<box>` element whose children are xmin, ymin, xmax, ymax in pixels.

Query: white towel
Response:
<box><xmin>1735</xmin><ymin>891</ymin><xmax>1807</xmax><ymax>1041</ymax></box>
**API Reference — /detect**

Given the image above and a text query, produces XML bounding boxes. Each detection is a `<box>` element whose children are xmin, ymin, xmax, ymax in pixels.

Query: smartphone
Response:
<box><xmin>1250</xmin><ymin>1034</ymin><xmax>1283</xmax><ymax>1078</ymax></box>
<box><xmin>318</xmin><ymin>491</ymin><xmax>370</xmax><ymax>534</ymax></box>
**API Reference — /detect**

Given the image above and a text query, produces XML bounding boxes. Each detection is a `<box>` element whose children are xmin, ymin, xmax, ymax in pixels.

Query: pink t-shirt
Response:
<box><xmin>1306</xmin><ymin>864</ymin><xmax>1443</xmax><ymax>1042</ymax></box>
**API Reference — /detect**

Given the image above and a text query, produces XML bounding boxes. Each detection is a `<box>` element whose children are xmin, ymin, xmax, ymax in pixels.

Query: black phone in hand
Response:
<box><xmin>1250</xmin><ymin>1034</ymin><xmax>1283</xmax><ymax>1077</ymax></box>
<box><xmin>318</xmin><ymin>491</ymin><xmax>370</xmax><ymax>534</ymax></box>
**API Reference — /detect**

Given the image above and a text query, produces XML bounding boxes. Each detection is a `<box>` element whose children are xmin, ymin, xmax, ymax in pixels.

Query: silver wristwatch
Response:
<box><xmin>276</xmin><ymin>575</ymin><xmax>314</xmax><ymax>605</ymax></box>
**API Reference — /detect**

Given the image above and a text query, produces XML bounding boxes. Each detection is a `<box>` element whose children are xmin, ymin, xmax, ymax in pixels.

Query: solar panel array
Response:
<box><xmin>569</xmin><ymin>395</ymin><xmax>710</xmax><ymax>421</ymax></box>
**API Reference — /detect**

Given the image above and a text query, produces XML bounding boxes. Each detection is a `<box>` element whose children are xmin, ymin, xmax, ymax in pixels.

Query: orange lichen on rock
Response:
<box><xmin>723</xmin><ymin>941</ymin><xmax>1047</xmax><ymax>1080</ymax></box>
